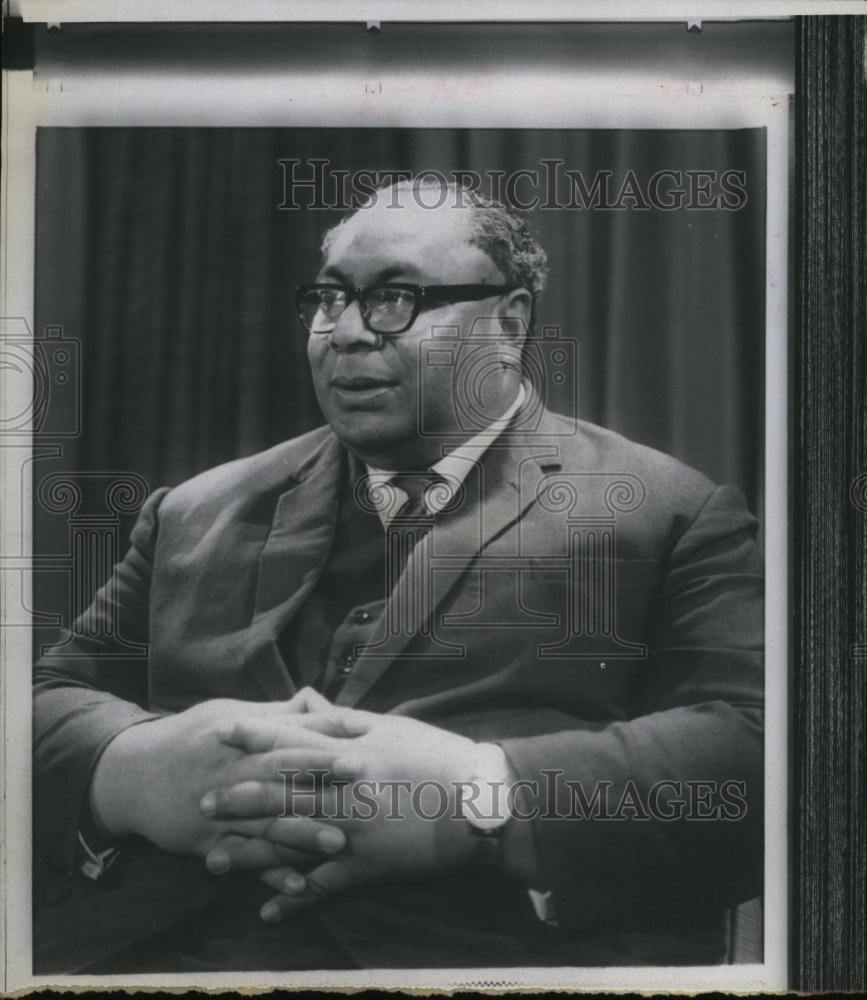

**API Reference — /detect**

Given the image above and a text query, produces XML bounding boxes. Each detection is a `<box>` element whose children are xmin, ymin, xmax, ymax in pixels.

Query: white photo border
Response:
<box><xmin>1</xmin><ymin>27</ymin><xmax>790</xmax><ymax>993</ymax></box>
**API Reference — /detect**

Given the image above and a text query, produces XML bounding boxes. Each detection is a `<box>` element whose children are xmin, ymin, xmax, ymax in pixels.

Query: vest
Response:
<box><xmin>277</xmin><ymin>456</ymin><xmax>389</xmax><ymax>698</ymax></box>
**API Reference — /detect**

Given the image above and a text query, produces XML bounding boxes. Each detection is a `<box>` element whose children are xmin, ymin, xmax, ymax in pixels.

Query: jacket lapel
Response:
<box><xmin>244</xmin><ymin>434</ymin><xmax>345</xmax><ymax>700</ymax></box>
<box><xmin>336</xmin><ymin>407</ymin><xmax>565</xmax><ymax>708</ymax></box>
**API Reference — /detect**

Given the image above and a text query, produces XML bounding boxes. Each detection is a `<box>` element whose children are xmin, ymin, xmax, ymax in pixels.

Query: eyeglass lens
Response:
<box><xmin>299</xmin><ymin>286</ymin><xmax>418</xmax><ymax>334</ymax></box>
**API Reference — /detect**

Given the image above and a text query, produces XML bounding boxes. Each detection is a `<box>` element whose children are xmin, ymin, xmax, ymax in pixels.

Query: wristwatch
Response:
<box><xmin>458</xmin><ymin>742</ymin><xmax>513</xmax><ymax>867</ymax></box>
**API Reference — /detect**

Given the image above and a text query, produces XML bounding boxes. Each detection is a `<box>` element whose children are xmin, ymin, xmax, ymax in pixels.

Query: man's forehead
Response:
<box><xmin>321</xmin><ymin>198</ymin><xmax>489</xmax><ymax>279</ymax></box>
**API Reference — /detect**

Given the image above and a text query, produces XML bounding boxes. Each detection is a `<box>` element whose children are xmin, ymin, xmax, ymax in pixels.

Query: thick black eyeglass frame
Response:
<box><xmin>295</xmin><ymin>283</ymin><xmax>517</xmax><ymax>335</ymax></box>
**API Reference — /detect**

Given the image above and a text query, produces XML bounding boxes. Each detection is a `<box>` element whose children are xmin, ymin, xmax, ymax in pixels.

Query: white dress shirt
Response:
<box><xmin>364</xmin><ymin>384</ymin><xmax>526</xmax><ymax>526</ymax></box>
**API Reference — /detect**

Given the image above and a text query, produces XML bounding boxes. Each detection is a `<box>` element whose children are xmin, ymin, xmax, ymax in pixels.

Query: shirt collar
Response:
<box><xmin>365</xmin><ymin>383</ymin><xmax>526</xmax><ymax>523</ymax></box>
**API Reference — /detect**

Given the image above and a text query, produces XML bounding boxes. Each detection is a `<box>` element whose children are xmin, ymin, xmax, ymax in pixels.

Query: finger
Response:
<box><xmin>206</xmin><ymin>820</ymin><xmax>344</xmax><ymax>875</ymax></box>
<box><xmin>240</xmin><ymin>692</ymin><xmax>332</xmax><ymax>718</ymax></box>
<box><xmin>203</xmin><ymin>776</ymin><xmax>345</xmax><ymax>826</ymax></box>
<box><xmin>226</xmin><ymin>814</ymin><xmax>347</xmax><ymax>856</ymax></box>
<box><xmin>204</xmin><ymin>777</ymin><xmax>352</xmax><ymax>821</ymax></box>
<box><xmin>205</xmin><ymin>833</ymin><xmax>317</xmax><ymax>874</ymax></box>
<box><xmin>227</xmin><ymin>750</ymin><xmax>341</xmax><ymax>792</ymax></box>
<box><xmin>291</xmin><ymin>708</ymin><xmax>378</xmax><ymax>738</ymax></box>
<box><xmin>228</xmin><ymin>745</ymin><xmax>346</xmax><ymax>786</ymax></box>
<box><xmin>219</xmin><ymin>718</ymin><xmax>345</xmax><ymax>754</ymax></box>
<box><xmin>330</xmin><ymin>754</ymin><xmax>366</xmax><ymax>781</ymax></box>
<box><xmin>272</xmin><ymin>785</ymin><xmax>344</xmax><ymax>820</ymax></box>
<box><xmin>284</xmin><ymin>687</ymin><xmax>333</xmax><ymax>714</ymax></box>
<box><xmin>231</xmin><ymin>745</ymin><xmax>369</xmax><ymax>786</ymax></box>
<box><xmin>258</xmin><ymin>860</ymin><xmax>359</xmax><ymax>923</ymax></box>
<box><xmin>259</xmin><ymin>866</ymin><xmax>307</xmax><ymax>896</ymax></box>
<box><xmin>200</xmin><ymin>780</ymin><xmax>288</xmax><ymax>819</ymax></box>
<box><xmin>213</xmin><ymin>784</ymin><xmax>329</xmax><ymax>821</ymax></box>
<box><xmin>217</xmin><ymin>718</ymin><xmax>283</xmax><ymax>751</ymax></box>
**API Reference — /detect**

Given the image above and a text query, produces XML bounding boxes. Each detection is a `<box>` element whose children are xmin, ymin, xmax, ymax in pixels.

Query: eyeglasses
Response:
<box><xmin>295</xmin><ymin>283</ymin><xmax>516</xmax><ymax>336</ymax></box>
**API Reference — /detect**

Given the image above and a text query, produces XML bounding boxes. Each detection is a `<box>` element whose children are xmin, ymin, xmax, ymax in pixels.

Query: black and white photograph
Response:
<box><xmin>1</xmin><ymin>5</ymin><xmax>864</xmax><ymax>995</ymax></box>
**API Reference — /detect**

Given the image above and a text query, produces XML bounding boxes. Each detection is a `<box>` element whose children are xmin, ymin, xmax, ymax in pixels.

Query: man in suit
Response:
<box><xmin>34</xmin><ymin>180</ymin><xmax>763</xmax><ymax>971</ymax></box>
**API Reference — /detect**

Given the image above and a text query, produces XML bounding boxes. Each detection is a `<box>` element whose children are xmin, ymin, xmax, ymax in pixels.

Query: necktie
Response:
<box><xmin>389</xmin><ymin>471</ymin><xmax>448</xmax><ymax>523</ymax></box>
<box><xmin>383</xmin><ymin>472</ymin><xmax>447</xmax><ymax>581</ymax></box>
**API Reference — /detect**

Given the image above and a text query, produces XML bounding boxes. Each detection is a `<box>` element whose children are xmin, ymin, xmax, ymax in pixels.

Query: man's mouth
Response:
<box><xmin>330</xmin><ymin>375</ymin><xmax>396</xmax><ymax>390</ymax></box>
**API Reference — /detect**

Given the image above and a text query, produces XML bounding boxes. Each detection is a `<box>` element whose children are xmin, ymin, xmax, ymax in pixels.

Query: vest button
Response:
<box><xmin>338</xmin><ymin>654</ymin><xmax>355</xmax><ymax>674</ymax></box>
<box><xmin>350</xmin><ymin>609</ymin><xmax>371</xmax><ymax>624</ymax></box>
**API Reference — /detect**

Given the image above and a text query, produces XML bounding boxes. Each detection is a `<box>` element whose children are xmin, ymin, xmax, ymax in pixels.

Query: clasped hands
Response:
<box><xmin>89</xmin><ymin>688</ymin><xmax>480</xmax><ymax>923</ymax></box>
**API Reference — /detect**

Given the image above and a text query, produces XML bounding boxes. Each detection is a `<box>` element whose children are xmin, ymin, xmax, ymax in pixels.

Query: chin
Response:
<box><xmin>330</xmin><ymin>414</ymin><xmax>410</xmax><ymax>456</ymax></box>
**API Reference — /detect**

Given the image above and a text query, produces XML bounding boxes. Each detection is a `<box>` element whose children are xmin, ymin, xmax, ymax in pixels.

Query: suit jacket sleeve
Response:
<box><xmin>33</xmin><ymin>488</ymin><xmax>171</xmax><ymax>874</ymax></box>
<box><xmin>498</xmin><ymin>484</ymin><xmax>764</xmax><ymax>934</ymax></box>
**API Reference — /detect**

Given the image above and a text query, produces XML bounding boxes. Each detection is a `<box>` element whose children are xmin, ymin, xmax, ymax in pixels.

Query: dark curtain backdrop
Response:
<box><xmin>33</xmin><ymin>127</ymin><xmax>765</xmax><ymax>648</ymax></box>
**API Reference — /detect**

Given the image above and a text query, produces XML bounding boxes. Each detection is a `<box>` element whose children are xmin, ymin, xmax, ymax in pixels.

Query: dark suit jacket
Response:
<box><xmin>33</xmin><ymin>402</ymin><xmax>763</xmax><ymax>969</ymax></box>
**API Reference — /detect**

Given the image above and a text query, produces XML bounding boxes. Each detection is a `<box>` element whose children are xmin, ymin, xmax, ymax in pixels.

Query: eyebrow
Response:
<box><xmin>318</xmin><ymin>264</ymin><xmax>422</xmax><ymax>285</ymax></box>
<box><xmin>319</xmin><ymin>265</ymin><xmax>351</xmax><ymax>284</ymax></box>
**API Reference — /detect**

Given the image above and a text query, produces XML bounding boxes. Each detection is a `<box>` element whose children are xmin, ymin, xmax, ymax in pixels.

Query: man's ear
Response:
<box><xmin>496</xmin><ymin>288</ymin><xmax>533</xmax><ymax>348</ymax></box>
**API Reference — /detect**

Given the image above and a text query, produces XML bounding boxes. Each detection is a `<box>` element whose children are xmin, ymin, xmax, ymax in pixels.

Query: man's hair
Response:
<box><xmin>320</xmin><ymin>178</ymin><xmax>549</xmax><ymax>330</ymax></box>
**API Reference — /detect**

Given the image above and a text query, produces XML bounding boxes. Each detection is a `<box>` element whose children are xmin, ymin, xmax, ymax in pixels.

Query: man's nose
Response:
<box><xmin>328</xmin><ymin>300</ymin><xmax>381</xmax><ymax>350</ymax></box>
